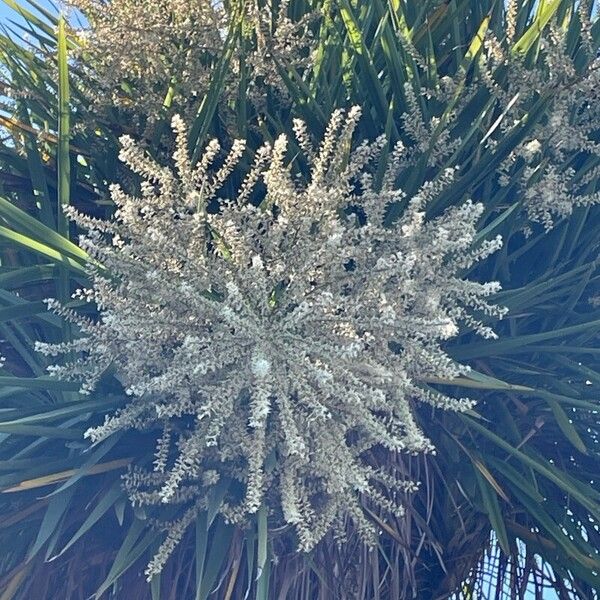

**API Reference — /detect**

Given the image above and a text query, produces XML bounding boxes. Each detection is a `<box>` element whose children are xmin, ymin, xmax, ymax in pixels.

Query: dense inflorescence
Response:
<box><xmin>489</xmin><ymin>29</ymin><xmax>600</xmax><ymax>230</ymax></box>
<box><xmin>65</xmin><ymin>0</ymin><xmax>223</xmax><ymax>123</ymax></box>
<box><xmin>65</xmin><ymin>0</ymin><xmax>316</xmax><ymax>130</ymax></box>
<box><xmin>61</xmin><ymin>1</ymin><xmax>600</xmax><ymax>230</ymax></box>
<box><xmin>343</xmin><ymin>17</ymin><xmax>600</xmax><ymax>233</ymax></box>
<box><xmin>37</xmin><ymin>108</ymin><xmax>506</xmax><ymax>575</ymax></box>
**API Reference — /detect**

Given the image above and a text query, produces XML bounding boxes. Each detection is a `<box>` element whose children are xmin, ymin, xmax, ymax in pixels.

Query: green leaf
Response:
<box><xmin>50</xmin><ymin>481</ymin><xmax>124</xmax><ymax>559</ymax></box>
<box><xmin>196</xmin><ymin>518</ymin><xmax>233</xmax><ymax>600</ymax></box>
<box><xmin>0</xmin><ymin>375</ymin><xmax>81</xmax><ymax>391</ymax></box>
<box><xmin>545</xmin><ymin>399</ymin><xmax>588</xmax><ymax>455</ymax></box>
<box><xmin>16</xmin><ymin>102</ymin><xmax>55</xmax><ymax>229</ymax></box>
<box><xmin>27</xmin><ymin>485</ymin><xmax>76</xmax><ymax>560</ymax></box>
<box><xmin>256</xmin><ymin>503</ymin><xmax>268</xmax><ymax>579</ymax></box>
<box><xmin>0</xmin><ymin>264</ymin><xmax>57</xmax><ymax>288</ymax></box>
<box><xmin>56</xmin><ymin>15</ymin><xmax>70</xmax><ymax>240</ymax></box>
<box><xmin>189</xmin><ymin>10</ymin><xmax>241</xmax><ymax>162</ymax></box>
<box><xmin>512</xmin><ymin>0</ymin><xmax>564</xmax><ymax>55</ymax></box>
<box><xmin>338</xmin><ymin>0</ymin><xmax>390</xmax><ymax>128</ymax></box>
<box><xmin>206</xmin><ymin>477</ymin><xmax>230</xmax><ymax>527</ymax></box>
<box><xmin>424</xmin><ymin>370</ymin><xmax>532</xmax><ymax>391</ymax></box>
<box><xmin>2</xmin><ymin>458</ymin><xmax>131</xmax><ymax>491</ymax></box>
<box><xmin>150</xmin><ymin>572</ymin><xmax>161</xmax><ymax>600</ymax></box>
<box><xmin>463</xmin><ymin>415</ymin><xmax>600</xmax><ymax>521</ymax></box>
<box><xmin>0</xmin><ymin>225</ymin><xmax>87</xmax><ymax>273</ymax></box>
<box><xmin>487</xmin><ymin>457</ymin><xmax>544</xmax><ymax>503</ymax></box>
<box><xmin>194</xmin><ymin>511</ymin><xmax>208</xmax><ymax>600</ymax></box>
<box><xmin>0</xmin><ymin>196</ymin><xmax>88</xmax><ymax>262</ymax></box>
<box><xmin>0</xmin><ymin>396</ymin><xmax>122</xmax><ymax>426</ymax></box>
<box><xmin>474</xmin><ymin>468</ymin><xmax>511</xmax><ymax>555</ymax></box>
<box><xmin>0</xmin><ymin>0</ymin><xmax>57</xmax><ymax>39</ymax></box>
<box><xmin>95</xmin><ymin>518</ymin><xmax>157</xmax><ymax>598</ymax></box>
<box><xmin>44</xmin><ymin>434</ymin><xmax>123</xmax><ymax>497</ymax></box>
<box><xmin>452</xmin><ymin>318</ymin><xmax>600</xmax><ymax>360</ymax></box>
<box><xmin>0</xmin><ymin>301</ymin><xmax>47</xmax><ymax>323</ymax></box>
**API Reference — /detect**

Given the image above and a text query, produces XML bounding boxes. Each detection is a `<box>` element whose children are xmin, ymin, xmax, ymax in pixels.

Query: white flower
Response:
<box><xmin>522</xmin><ymin>139</ymin><xmax>542</xmax><ymax>161</ymax></box>
<box><xmin>251</xmin><ymin>352</ymin><xmax>272</xmax><ymax>378</ymax></box>
<box><xmin>41</xmin><ymin>109</ymin><xmax>505</xmax><ymax>571</ymax></box>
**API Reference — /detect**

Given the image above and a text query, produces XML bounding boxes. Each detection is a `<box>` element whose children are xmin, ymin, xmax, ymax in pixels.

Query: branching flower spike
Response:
<box><xmin>37</xmin><ymin>108</ymin><xmax>506</xmax><ymax>576</ymax></box>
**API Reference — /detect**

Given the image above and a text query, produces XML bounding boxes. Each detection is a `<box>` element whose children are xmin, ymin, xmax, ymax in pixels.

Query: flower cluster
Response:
<box><xmin>480</xmin><ymin>22</ymin><xmax>600</xmax><ymax>229</ymax></box>
<box><xmin>65</xmin><ymin>0</ymin><xmax>316</xmax><ymax>129</ymax></box>
<box><xmin>65</xmin><ymin>0</ymin><xmax>223</xmax><ymax>124</ymax></box>
<box><xmin>243</xmin><ymin>0</ymin><xmax>316</xmax><ymax>104</ymax></box>
<box><xmin>38</xmin><ymin>108</ymin><xmax>505</xmax><ymax>576</ymax></box>
<box><xmin>62</xmin><ymin>1</ymin><xmax>600</xmax><ymax>230</ymax></box>
<box><xmin>389</xmin><ymin>13</ymin><xmax>600</xmax><ymax>231</ymax></box>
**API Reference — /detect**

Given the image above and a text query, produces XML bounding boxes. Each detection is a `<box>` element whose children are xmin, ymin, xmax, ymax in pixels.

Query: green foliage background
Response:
<box><xmin>0</xmin><ymin>0</ymin><xmax>598</xmax><ymax>598</ymax></box>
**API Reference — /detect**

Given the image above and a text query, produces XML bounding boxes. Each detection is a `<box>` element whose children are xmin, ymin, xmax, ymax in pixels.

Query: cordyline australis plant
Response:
<box><xmin>36</xmin><ymin>107</ymin><xmax>506</xmax><ymax>577</ymax></box>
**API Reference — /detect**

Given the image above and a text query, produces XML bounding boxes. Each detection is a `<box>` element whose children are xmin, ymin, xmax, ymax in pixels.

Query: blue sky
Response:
<box><xmin>0</xmin><ymin>0</ymin><xmax>60</xmax><ymax>31</ymax></box>
<box><xmin>0</xmin><ymin>0</ymin><xmax>56</xmax><ymax>17</ymax></box>
<box><xmin>0</xmin><ymin>0</ymin><xmax>57</xmax><ymax>17</ymax></box>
